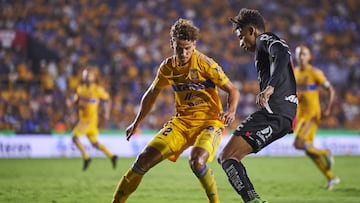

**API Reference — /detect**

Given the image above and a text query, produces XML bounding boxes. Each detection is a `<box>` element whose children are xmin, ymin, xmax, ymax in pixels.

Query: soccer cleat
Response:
<box><xmin>324</xmin><ymin>150</ymin><xmax>335</xmax><ymax>170</ymax></box>
<box><xmin>326</xmin><ymin>177</ymin><xmax>340</xmax><ymax>190</ymax></box>
<box><xmin>247</xmin><ymin>198</ymin><xmax>268</xmax><ymax>203</ymax></box>
<box><xmin>111</xmin><ymin>155</ymin><xmax>118</xmax><ymax>169</ymax></box>
<box><xmin>83</xmin><ymin>158</ymin><xmax>92</xmax><ymax>171</ymax></box>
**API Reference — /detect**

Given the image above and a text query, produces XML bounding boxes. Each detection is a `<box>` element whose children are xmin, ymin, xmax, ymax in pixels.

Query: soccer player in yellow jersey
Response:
<box><xmin>69</xmin><ymin>67</ymin><xmax>117</xmax><ymax>171</ymax></box>
<box><xmin>293</xmin><ymin>45</ymin><xmax>339</xmax><ymax>190</ymax></box>
<box><xmin>112</xmin><ymin>18</ymin><xmax>240</xmax><ymax>203</ymax></box>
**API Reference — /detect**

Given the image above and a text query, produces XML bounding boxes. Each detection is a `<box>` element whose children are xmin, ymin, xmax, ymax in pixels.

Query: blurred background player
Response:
<box><xmin>112</xmin><ymin>18</ymin><xmax>240</xmax><ymax>203</ymax></box>
<box><xmin>67</xmin><ymin>67</ymin><xmax>117</xmax><ymax>171</ymax></box>
<box><xmin>218</xmin><ymin>8</ymin><xmax>297</xmax><ymax>203</ymax></box>
<box><xmin>293</xmin><ymin>45</ymin><xmax>339</xmax><ymax>190</ymax></box>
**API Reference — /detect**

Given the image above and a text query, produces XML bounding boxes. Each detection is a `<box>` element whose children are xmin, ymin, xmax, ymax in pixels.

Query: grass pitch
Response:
<box><xmin>0</xmin><ymin>156</ymin><xmax>359</xmax><ymax>203</ymax></box>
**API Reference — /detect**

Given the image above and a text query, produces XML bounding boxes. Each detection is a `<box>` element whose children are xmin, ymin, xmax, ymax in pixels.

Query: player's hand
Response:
<box><xmin>104</xmin><ymin>113</ymin><xmax>110</xmax><ymax>121</ymax></box>
<box><xmin>125</xmin><ymin>122</ymin><xmax>137</xmax><ymax>141</ymax></box>
<box><xmin>322</xmin><ymin>108</ymin><xmax>331</xmax><ymax>118</ymax></box>
<box><xmin>220</xmin><ymin>111</ymin><xmax>236</xmax><ymax>125</ymax></box>
<box><xmin>256</xmin><ymin>86</ymin><xmax>274</xmax><ymax>108</ymax></box>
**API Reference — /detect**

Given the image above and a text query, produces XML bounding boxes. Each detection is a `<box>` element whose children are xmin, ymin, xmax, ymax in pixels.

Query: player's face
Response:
<box><xmin>172</xmin><ymin>39</ymin><xmax>195</xmax><ymax>65</ymax></box>
<box><xmin>295</xmin><ymin>46</ymin><xmax>311</xmax><ymax>67</ymax></box>
<box><xmin>235</xmin><ymin>25</ymin><xmax>256</xmax><ymax>52</ymax></box>
<box><xmin>82</xmin><ymin>69</ymin><xmax>96</xmax><ymax>83</ymax></box>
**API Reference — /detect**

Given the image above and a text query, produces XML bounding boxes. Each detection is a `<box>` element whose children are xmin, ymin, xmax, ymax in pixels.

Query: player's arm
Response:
<box><xmin>66</xmin><ymin>92</ymin><xmax>79</xmax><ymax>108</ymax></box>
<box><xmin>219</xmin><ymin>81</ymin><xmax>240</xmax><ymax>125</ymax></box>
<box><xmin>126</xmin><ymin>84</ymin><xmax>162</xmax><ymax>141</ymax></box>
<box><xmin>322</xmin><ymin>81</ymin><xmax>335</xmax><ymax>117</ymax></box>
<box><xmin>102</xmin><ymin>98</ymin><xmax>112</xmax><ymax>120</ymax></box>
<box><xmin>257</xmin><ymin>37</ymin><xmax>289</xmax><ymax>108</ymax></box>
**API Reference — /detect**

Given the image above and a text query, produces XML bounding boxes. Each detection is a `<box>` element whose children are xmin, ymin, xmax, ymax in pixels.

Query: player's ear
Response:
<box><xmin>249</xmin><ymin>26</ymin><xmax>254</xmax><ymax>35</ymax></box>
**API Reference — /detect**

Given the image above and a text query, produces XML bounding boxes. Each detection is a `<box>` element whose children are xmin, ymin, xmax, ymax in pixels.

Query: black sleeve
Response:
<box><xmin>267</xmin><ymin>42</ymin><xmax>290</xmax><ymax>87</ymax></box>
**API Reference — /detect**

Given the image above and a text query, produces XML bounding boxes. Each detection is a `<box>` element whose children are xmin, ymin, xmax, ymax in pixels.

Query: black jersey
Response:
<box><xmin>254</xmin><ymin>32</ymin><xmax>297</xmax><ymax>120</ymax></box>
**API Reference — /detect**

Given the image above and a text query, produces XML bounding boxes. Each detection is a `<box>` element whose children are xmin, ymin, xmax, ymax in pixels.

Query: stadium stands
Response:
<box><xmin>0</xmin><ymin>0</ymin><xmax>359</xmax><ymax>133</ymax></box>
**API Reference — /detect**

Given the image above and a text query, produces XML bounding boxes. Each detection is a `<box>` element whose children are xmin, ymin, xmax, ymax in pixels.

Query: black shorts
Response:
<box><xmin>233</xmin><ymin>109</ymin><xmax>293</xmax><ymax>153</ymax></box>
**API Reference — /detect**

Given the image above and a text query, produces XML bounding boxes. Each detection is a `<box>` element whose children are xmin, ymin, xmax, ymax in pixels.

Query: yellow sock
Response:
<box><xmin>112</xmin><ymin>169</ymin><xmax>143</xmax><ymax>203</ymax></box>
<box><xmin>75</xmin><ymin>141</ymin><xmax>89</xmax><ymax>160</ymax></box>
<box><xmin>195</xmin><ymin>165</ymin><xmax>220</xmax><ymax>203</ymax></box>
<box><xmin>306</xmin><ymin>152</ymin><xmax>334</xmax><ymax>180</ymax></box>
<box><xmin>98</xmin><ymin>143</ymin><xmax>113</xmax><ymax>158</ymax></box>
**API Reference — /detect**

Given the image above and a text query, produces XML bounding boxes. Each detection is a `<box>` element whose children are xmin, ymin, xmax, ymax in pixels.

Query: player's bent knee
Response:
<box><xmin>294</xmin><ymin>139</ymin><xmax>305</xmax><ymax>150</ymax></box>
<box><xmin>189</xmin><ymin>158</ymin><xmax>206</xmax><ymax>172</ymax></box>
<box><xmin>189</xmin><ymin>147</ymin><xmax>209</xmax><ymax>172</ymax></box>
<box><xmin>72</xmin><ymin>136</ymin><xmax>79</xmax><ymax>143</ymax></box>
<box><xmin>91</xmin><ymin>142</ymin><xmax>100</xmax><ymax>148</ymax></box>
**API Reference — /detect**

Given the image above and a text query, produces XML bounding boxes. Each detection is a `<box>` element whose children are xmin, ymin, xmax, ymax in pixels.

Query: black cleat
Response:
<box><xmin>111</xmin><ymin>155</ymin><xmax>118</xmax><ymax>169</ymax></box>
<box><xmin>83</xmin><ymin>158</ymin><xmax>92</xmax><ymax>171</ymax></box>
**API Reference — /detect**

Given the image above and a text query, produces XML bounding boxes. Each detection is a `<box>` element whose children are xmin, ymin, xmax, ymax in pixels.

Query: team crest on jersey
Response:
<box><xmin>188</xmin><ymin>68</ymin><xmax>199</xmax><ymax>82</ymax></box>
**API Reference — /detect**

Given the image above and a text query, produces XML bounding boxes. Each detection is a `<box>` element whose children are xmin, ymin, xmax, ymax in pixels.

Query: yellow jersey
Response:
<box><xmin>294</xmin><ymin>65</ymin><xmax>327</xmax><ymax>119</ymax></box>
<box><xmin>75</xmin><ymin>83</ymin><xmax>110</xmax><ymax>123</ymax></box>
<box><xmin>153</xmin><ymin>49</ymin><xmax>229</xmax><ymax>120</ymax></box>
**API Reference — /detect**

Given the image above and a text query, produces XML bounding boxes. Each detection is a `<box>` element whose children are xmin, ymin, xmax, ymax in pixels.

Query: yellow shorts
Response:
<box><xmin>72</xmin><ymin>120</ymin><xmax>99</xmax><ymax>143</ymax></box>
<box><xmin>294</xmin><ymin>114</ymin><xmax>319</xmax><ymax>144</ymax></box>
<box><xmin>148</xmin><ymin>116</ymin><xmax>224</xmax><ymax>162</ymax></box>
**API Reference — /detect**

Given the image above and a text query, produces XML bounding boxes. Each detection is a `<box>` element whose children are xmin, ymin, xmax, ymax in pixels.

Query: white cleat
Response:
<box><xmin>326</xmin><ymin>177</ymin><xmax>340</xmax><ymax>190</ymax></box>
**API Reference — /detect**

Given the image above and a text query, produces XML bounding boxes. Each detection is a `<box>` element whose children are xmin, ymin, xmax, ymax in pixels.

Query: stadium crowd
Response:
<box><xmin>0</xmin><ymin>0</ymin><xmax>359</xmax><ymax>133</ymax></box>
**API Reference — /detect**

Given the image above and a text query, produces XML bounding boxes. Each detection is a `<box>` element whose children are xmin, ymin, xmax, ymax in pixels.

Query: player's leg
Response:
<box><xmin>190</xmin><ymin>124</ymin><xmax>223</xmax><ymax>203</ymax></box>
<box><xmin>294</xmin><ymin>117</ymin><xmax>338</xmax><ymax>187</ymax></box>
<box><xmin>112</xmin><ymin>146</ymin><xmax>165</xmax><ymax>203</ymax></box>
<box><xmin>88</xmin><ymin>127</ymin><xmax>118</xmax><ymax>169</ymax></box>
<box><xmin>218</xmin><ymin>135</ymin><xmax>260</xmax><ymax>203</ymax></box>
<box><xmin>112</xmin><ymin>119</ymin><xmax>183</xmax><ymax>203</ymax></box>
<box><xmin>294</xmin><ymin>117</ymin><xmax>329</xmax><ymax>157</ymax></box>
<box><xmin>71</xmin><ymin>122</ymin><xmax>90</xmax><ymax>170</ymax></box>
<box><xmin>219</xmin><ymin>111</ymin><xmax>291</xmax><ymax>202</ymax></box>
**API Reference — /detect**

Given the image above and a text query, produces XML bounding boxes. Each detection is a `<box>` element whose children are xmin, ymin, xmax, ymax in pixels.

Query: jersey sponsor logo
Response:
<box><xmin>79</xmin><ymin>98</ymin><xmax>97</xmax><ymax>103</ymax></box>
<box><xmin>284</xmin><ymin>95</ymin><xmax>298</xmax><ymax>104</ymax></box>
<box><xmin>297</xmin><ymin>84</ymin><xmax>317</xmax><ymax>91</ymax></box>
<box><xmin>171</xmin><ymin>79</ymin><xmax>215</xmax><ymax>92</ymax></box>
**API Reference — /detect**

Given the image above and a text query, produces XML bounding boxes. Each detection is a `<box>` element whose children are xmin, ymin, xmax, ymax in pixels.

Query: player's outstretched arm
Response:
<box><xmin>125</xmin><ymin>84</ymin><xmax>162</xmax><ymax>141</ymax></box>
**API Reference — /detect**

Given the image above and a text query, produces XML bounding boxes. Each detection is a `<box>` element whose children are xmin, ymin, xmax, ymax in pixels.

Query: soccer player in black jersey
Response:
<box><xmin>218</xmin><ymin>8</ymin><xmax>298</xmax><ymax>203</ymax></box>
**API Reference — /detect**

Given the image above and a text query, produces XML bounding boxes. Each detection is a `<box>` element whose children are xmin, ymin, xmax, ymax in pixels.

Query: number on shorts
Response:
<box><xmin>162</xmin><ymin>127</ymin><xmax>172</xmax><ymax>136</ymax></box>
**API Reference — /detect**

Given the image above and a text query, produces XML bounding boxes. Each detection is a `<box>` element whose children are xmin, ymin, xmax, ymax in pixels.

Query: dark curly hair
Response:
<box><xmin>230</xmin><ymin>8</ymin><xmax>265</xmax><ymax>32</ymax></box>
<box><xmin>170</xmin><ymin>18</ymin><xmax>200</xmax><ymax>41</ymax></box>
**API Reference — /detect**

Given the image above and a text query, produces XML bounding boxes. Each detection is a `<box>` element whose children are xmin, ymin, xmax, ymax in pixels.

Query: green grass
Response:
<box><xmin>0</xmin><ymin>156</ymin><xmax>359</xmax><ymax>203</ymax></box>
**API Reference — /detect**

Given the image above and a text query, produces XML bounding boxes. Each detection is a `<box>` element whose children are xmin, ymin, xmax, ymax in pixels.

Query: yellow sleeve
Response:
<box><xmin>152</xmin><ymin>63</ymin><xmax>171</xmax><ymax>88</ymax></box>
<box><xmin>97</xmin><ymin>86</ymin><xmax>110</xmax><ymax>100</ymax></box>
<box><xmin>204</xmin><ymin>62</ymin><xmax>230</xmax><ymax>87</ymax></box>
<box><xmin>314</xmin><ymin>68</ymin><xmax>328</xmax><ymax>86</ymax></box>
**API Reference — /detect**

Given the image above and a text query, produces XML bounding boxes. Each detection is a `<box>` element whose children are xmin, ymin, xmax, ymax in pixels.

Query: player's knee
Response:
<box><xmin>218</xmin><ymin>149</ymin><xmax>245</xmax><ymax>165</ymax></box>
<box><xmin>91</xmin><ymin>142</ymin><xmax>100</xmax><ymax>148</ymax></box>
<box><xmin>189</xmin><ymin>148</ymin><xmax>208</xmax><ymax>172</ymax></box>
<box><xmin>72</xmin><ymin>136</ymin><xmax>79</xmax><ymax>143</ymax></box>
<box><xmin>294</xmin><ymin>138</ymin><xmax>305</xmax><ymax>149</ymax></box>
<box><xmin>189</xmin><ymin>157</ymin><xmax>206</xmax><ymax>172</ymax></box>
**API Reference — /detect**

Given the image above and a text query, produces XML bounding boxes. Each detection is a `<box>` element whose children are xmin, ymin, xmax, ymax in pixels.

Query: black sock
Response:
<box><xmin>221</xmin><ymin>159</ymin><xmax>259</xmax><ymax>202</ymax></box>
